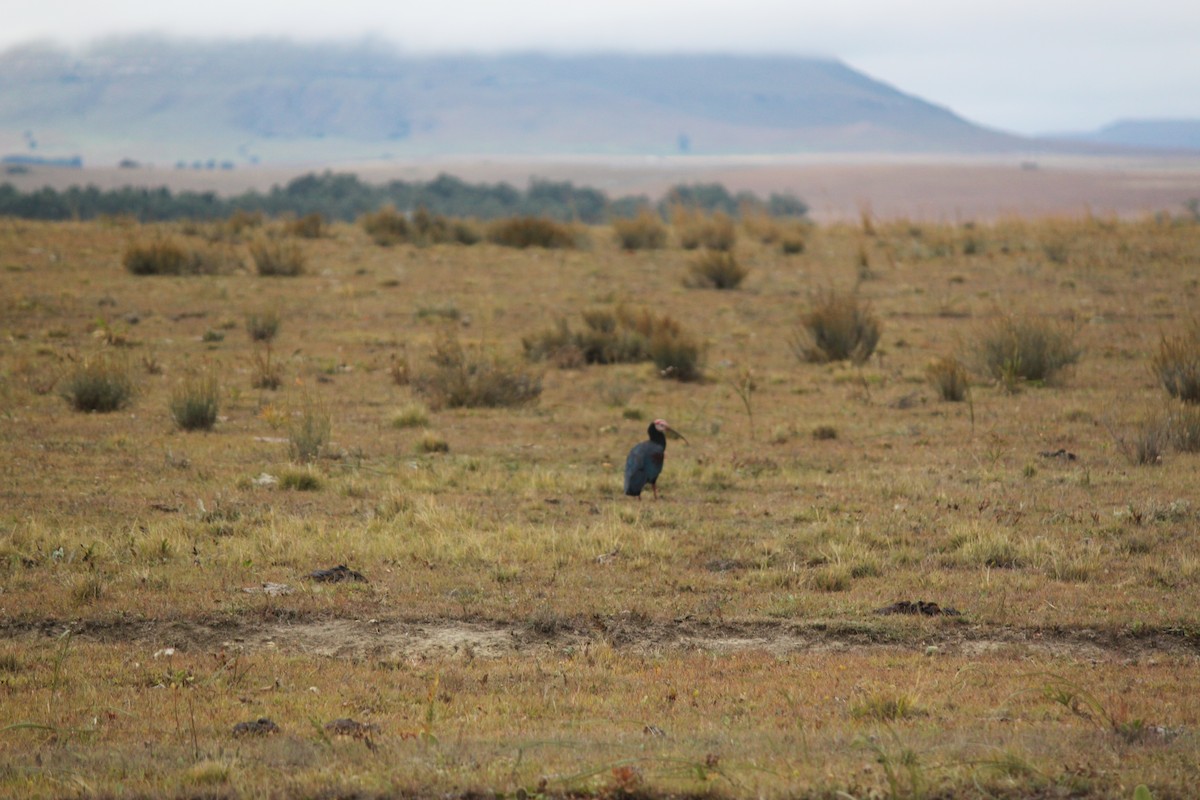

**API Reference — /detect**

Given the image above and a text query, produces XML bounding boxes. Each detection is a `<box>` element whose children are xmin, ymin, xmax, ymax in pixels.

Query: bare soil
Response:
<box><xmin>6</xmin><ymin>613</ymin><xmax>1197</xmax><ymax>664</ymax></box>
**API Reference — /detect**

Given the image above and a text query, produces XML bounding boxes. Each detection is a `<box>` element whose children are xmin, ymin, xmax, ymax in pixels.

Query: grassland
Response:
<box><xmin>1</xmin><ymin>210</ymin><xmax>1199</xmax><ymax>798</ymax></box>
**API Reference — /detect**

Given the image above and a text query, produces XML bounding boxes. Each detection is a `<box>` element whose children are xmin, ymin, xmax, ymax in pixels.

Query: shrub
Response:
<box><xmin>411</xmin><ymin>207</ymin><xmax>481</xmax><ymax>246</ymax></box>
<box><xmin>927</xmin><ymin>356</ymin><xmax>970</xmax><ymax>402</ymax></box>
<box><xmin>285</xmin><ymin>213</ymin><xmax>325</xmax><ymax>239</ymax></box>
<box><xmin>791</xmin><ymin>289</ymin><xmax>882</xmax><ymax>365</ymax></box>
<box><xmin>487</xmin><ymin>216</ymin><xmax>578</xmax><ymax>249</ymax></box>
<box><xmin>249</xmin><ymin>238</ymin><xmax>306</xmax><ymax>277</ymax></box>
<box><xmin>1111</xmin><ymin>415</ymin><xmax>1169</xmax><ymax>466</ymax></box>
<box><xmin>169</xmin><ymin>373</ymin><xmax>220</xmax><ymax>431</ymax></box>
<box><xmin>245</xmin><ymin>309</ymin><xmax>282</xmax><ymax>343</ymax></box>
<box><xmin>685</xmin><ymin>250</ymin><xmax>748</xmax><ymax>289</ymax></box>
<box><xmin>416</xmin><ymin>431</ymin><xmax>450</xmax><ymax>453</ymax></box>
<box><xmin>62</xmin><ymin>353</ymin><xmax>135</xmax><ymax>412</ymax></box>
<box><xmin>1166</xmin><ymin>402</ymin><xmax>1200</xmax><ymax>452</ymax></box>
<box><xmin>414</xmin><ymin>331</ymin><xmax>543</xmax><ymax>410</ymax></box>
<box><xmin>970</xmin><ymin>313</ymin><xmax>1081</xmax><ymax>386</ymax></box>
<box><xmin>251</xmin><ymin>346</ymin><xmax>283</xmax><ymax>390</ymax></box>
<box><xmin>647</xmin><ymin>326</ymin><xmax>704</xmax><ymax>382</ymax></box>
<box><xmin>361</xmin><ymin>206</ymin><xmax>410</xmax><ymax>246</ymax></box>
<box><xmin>1152</xmin><ymin>325</ymin><xmax>1200</xmax><ymax>403</ymax></box>
<box><xmin>612</xmin><ymin>209</ymin><xmax>667</xmax><ymax>250</ymax></box>
<box><xmin>780</xmin><ymin>228</ymin><xmax>806</xmax><ymax>255</ymax></box>
<box><xmin>288</xmin><ymin>394</ymin><xmax>331</xmax><ymax>463</ymax></box>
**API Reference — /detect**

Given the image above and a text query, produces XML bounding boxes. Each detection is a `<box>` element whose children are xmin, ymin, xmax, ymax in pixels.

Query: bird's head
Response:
<box><xmin>653</xmin><ymin>419</ymin><xmax>689</xmax><ymax>443</ymax></box>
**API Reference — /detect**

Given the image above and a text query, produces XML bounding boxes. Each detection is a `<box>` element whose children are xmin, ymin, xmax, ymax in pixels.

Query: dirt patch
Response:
<box><xmin>5</xmin><ymin>614</ymin><xmax>1198</xmax><ymax>663</ymax></box>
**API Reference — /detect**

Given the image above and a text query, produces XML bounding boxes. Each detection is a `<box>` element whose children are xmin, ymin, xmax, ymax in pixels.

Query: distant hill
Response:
<box><xmin>0</xmin><ymin>37</ymin><xmax>1036</xmax><ymax>165</ymax></box>
<box><xmin>1063</xmin><ymin>119</ymin><xmax>1200</xmax><ymax>151</ymax></box>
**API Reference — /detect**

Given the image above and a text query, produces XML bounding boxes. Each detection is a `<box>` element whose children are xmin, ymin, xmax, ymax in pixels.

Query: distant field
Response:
<box><xmin>5</xmin><ymin>152</ymin><xmax>1200</xmax><ymax>222</ymax></box>
<box><xmin>2</xmin><ymin>209</ymin><xmax>1200</xmax><ymax>798</ymax></box>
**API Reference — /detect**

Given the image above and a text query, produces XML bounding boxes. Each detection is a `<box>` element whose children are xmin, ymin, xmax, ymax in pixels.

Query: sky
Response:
<box><xmin>3</xmin><ymin>0</ymin><xmax>1198</xmax><ymax>136</ymax></box>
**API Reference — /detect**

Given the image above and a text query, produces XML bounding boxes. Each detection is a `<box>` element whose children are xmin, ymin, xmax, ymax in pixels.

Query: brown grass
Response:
<box><xmin>2</xmin><ymin>213</ymin><xmax>1200</xmax><ymax>797</ymax></box>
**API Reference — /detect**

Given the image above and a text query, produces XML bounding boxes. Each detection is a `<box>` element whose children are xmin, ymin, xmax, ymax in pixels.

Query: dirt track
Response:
<box><xmin>7</xmin><ymin>613</ymin><xmax>1199</xmax><ymax>663</ymax></box>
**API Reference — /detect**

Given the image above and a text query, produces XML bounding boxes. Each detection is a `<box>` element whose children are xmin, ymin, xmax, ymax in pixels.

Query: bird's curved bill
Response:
<box><xmin>665</xmin><ymin>427</ymin><xmax>689</xmax><ymax>444</ymax></box>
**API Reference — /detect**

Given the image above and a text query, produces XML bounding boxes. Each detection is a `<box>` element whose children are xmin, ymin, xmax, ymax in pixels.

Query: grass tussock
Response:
<box><xmin>523</xmin><ymin>307</ymin><xmax>704</xmax><ymax>381</ymax></box>
<box><xmin>123</xmin><ymin>239</ymin><xmax>222</xmax><ymax>276</ymax></box>
<box><xmin>612</xmin><ymin>209</ymin><xmax>668</xmax><ymax>250</ymax></box>
<box><xmin>169</xmin><ymin>372</ymin><xmax>220</xmax><ymax>431</ymax></box>
<box><xmin>927</xmin><ymin>355</ymin><xmax>970</xmax><ymax>401</ymax></box>
<box><xmin>685</xmin><ymin>250</ymin><xmax>748</xmax><ymax>289</ymax></box>
<box><xmin>1152</xmin><ymin>324</ymin><xmax>1200</xmax><ymax>403</ymax></box>
<box><xmin>361</xmin><ymin>206</ymin><xmax>411</xmax><ymax>246</ymax></box>
<box><xmin>279</xmin><ymin>468</ymin><xmax>323</xmax><ymax>491</ymax></box>
<box><xmin>791</xmin><ymin>288</ymin><xmax>882</xmax><ymax>364</ymax></box>
<box><xmin>61</xmin><ymin>353</ymin><xmax>136</xmax><ymax>412</ymax></box>
<box><xmin>288</xmin><ymin>394</ymin><xmax>331</xmax><ymax>463</ymax></box>
<box><xmin>487</xmin><ymin>216</ymin><xmax>578</xmax><ymax>249</ymax></box>
<box><xmin>285</xmin><ymin>213</ymin><xmax>326</xmax><ymax>239</ymax></box>
<box><xmin>970</xmin><ymin>313</ymin><xmax>1081</xmax><ymax>388</ymax></box>
<box><xmin>673</xmin><ymin>207</ymin><xmax>737</xmax><ymax>251</ymax></box>
<box><xmin>249</xmin><ymin>237</ymin><xmax>306</xmax><ymax>276</ymax></box>
<box><xmin>245</xmin><ymin>309</ymin><xmax>282</xmax><ymax>343</ymax></box>
<box><xmin>414</xmin><ymin>331</ymin><xmax>543</xmax><ymax>410</ymax></box>
<box><xmin>392</xmin><ymin>402</ymin><xmax>430</xmax><ymax>429</ymax></box>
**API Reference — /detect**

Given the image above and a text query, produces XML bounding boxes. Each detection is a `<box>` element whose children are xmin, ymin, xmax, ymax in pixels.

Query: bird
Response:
<box><xmin>624</xmin><ymin>419</ymin><xmax>687</xmax><ymax>500</ymax></box>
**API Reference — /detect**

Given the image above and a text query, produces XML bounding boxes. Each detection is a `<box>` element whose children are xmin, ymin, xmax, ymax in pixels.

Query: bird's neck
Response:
<box><xmin>648</xmin><ymin>427</ymin><xmax>666</xmax><ymax>447</ymax></box>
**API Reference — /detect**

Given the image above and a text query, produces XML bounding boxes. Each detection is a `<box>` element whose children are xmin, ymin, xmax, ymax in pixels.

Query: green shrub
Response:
<box><xmin>970</xmin><ymin>313</ymin><xmax>1081</xmax><ymax>386</ymax></box>
<box><xmin>1152</xmin><ymin>325</ymin><xmax>1200</xmax><ymax>403</ymax></box>
<box><xmin>685</xmin><ymin>250</ymin><xmax>747</xmax><ymax>289</ymax></box>
<box><xmin>361</xmin><ymin>206</ymin><xmax>411</xmax><ymax>246</ymax></box>
<box><xmin>169</xmin><ymin>373</ymin><xmax>220</xmax><ymax>431</ymax></box>
<box><xmin>612</xmin><ymin>209</ymin><xmax>667</xmax><ymax>250</ymax></box>
<box><xmin>927</xmin><ymin>356</ymin><xmax>970</xmax><ymax>402</ymax></box>
<box><xmin>249</xmin><ymin>238</ymin><xmax>306</xmax><ymax>277</ymax></box>
<box><xmin>245</xmin><ymin>309</ymin><xmax>282</xmax><ymax>343</ymax></box>
<box><xmin>487</xmin><ymin>216</ymin><xmax>578</xmax><ymax>249</ymax></box>
<box><xmin>61</xmin><ymin>353</ymin><xmax>135</xmax><ymax>412</ymax></box>
<box><xmin>288</xmin><ymin>394</ymin><xmax>331</xmax><ymax>463</ymax></box>
<box><xmin>791</xmin><ymin>289</ymin><xmax>882</xmax><ymax>365</ymax></box>
<box><xmin>414</xmin><ymin>331</ymin><xmax>543</xmax><ymax>410</ymax></box>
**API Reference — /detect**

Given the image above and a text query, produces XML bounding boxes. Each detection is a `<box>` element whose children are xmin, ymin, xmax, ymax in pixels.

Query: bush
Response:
<box><xmin>169</xmin><ymin>373</ymin><xmax>220</xmax><ymax>431</ymax></box>
<box><xmin>685</xmin><ymin>250</ymin><xmax>748</xmax><ymax>289</ymax></box>
<box><xmin>487</xmin><ymin>216</ymin><xmax>578</xmax><ymax>249</ymax></box>
<box><xmin>411</xmin><ymin>207</ymin><xmax>481</xmax><ymax>246</ymax></box>
<box><xmin>791</xmin><ymin>289</ymin><xmax>882</xmax><ymax>365</ymax></box>
<box><xmin>970</xmin><ymin>313</ymin><xmax>1081</xmax><ymax>386</ymax></box>
<box><xmin>249</xmin><ymin>238</ymin><xmax>306</xmax><ymax>277</ymax></box>
<box><xmin>612</xmin><ymin>209</ymin><xmax>667</xmax><ymax>250</ymax></box>
<box><xmin>279</xmin><ymin>468</ymin><xmax>323</xmax><ymax>491</ymax></box>
<box><xmin>61</xmin><ymin>353</ymin><xmax>135</xmax><ymax>412</ymax></box>
<box><xmin>288</xmin><ymin>394</ymin><xmax>331</xmax><ymax>463</ymax></box>
<box><xmin>392</xmin><ymin>402</ymin><xmax>430</xmax><ymax>429</ymax></box>
<box><xmin>414</xmin><ymin>331</ymin><xmax>543</xmax><ymax>410</ymax></box>
<box><xmin>1152</xmin><ymin>325</ymin><xmax>1200</xmax><ymax>403</ymax></box>
<box><xmin>927</xmin><ymin>356</ymin><xmax>970</xmax><ymax>402</ymax></box>
<box><xmin>416</xmin><ymin>431</ymin><xmax>450</xmax><ymax>454</ymax></box>
<box><xmin>361</xmin><ymin>206</ymin><xmax>411</xmax><ymax>246</ymax></box>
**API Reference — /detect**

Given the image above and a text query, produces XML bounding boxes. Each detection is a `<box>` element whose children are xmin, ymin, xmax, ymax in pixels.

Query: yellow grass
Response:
<box><xmin>2</xmin><ymin>213</ymin><xmax>1200</xmax><ymax>797</ymax></box>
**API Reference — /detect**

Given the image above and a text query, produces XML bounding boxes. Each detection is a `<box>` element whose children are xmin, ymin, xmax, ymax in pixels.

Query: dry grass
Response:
<box><xmin>2</xmin><ymin>213</ymin><xmax>1200</xmax><ymax>797</ymax></box>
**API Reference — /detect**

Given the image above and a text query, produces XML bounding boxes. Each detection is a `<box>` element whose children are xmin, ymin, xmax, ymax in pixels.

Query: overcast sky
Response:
<box><xmin>4</xmin><ymin>0</ymin><xmax>1197</xmax><ymax>136</ymax></box>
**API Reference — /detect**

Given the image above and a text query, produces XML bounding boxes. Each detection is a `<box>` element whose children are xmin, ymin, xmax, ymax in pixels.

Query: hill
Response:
<box><xmin>1076</xmin><ymin>119</ymin><xmax>1200</xmax><ymax>151</ymax></box>
<box><xmin>0</xmin><ymin>37</ymin><xmax>1032</xmax><ymax>166</ymax></box>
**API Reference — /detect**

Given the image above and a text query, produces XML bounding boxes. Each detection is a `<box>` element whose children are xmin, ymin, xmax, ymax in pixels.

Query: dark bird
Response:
<box><xmin>624</xmin><ymin>419</ymin><xmax>687</xmax><ymax>499</ymax></box>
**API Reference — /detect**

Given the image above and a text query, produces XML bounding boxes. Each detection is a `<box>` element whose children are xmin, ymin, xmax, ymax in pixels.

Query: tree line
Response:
<box><xmin>0</xmin><ymin>171</ymin><xmax>808</xmax><ymax>224</ymax></box>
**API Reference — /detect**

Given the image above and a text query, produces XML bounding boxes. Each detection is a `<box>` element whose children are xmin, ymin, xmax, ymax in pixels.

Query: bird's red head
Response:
<box><xmin>653</xmin><ymin>419</ymin><xmax>670</xmax><ymax>433</ymax></box>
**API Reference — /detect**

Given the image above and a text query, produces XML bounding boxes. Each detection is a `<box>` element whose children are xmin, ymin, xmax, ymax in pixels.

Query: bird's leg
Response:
<box><xmin>652</xmin><ymin>484</ymin><xmax>659</xmax><ymax>500</ymax></box>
